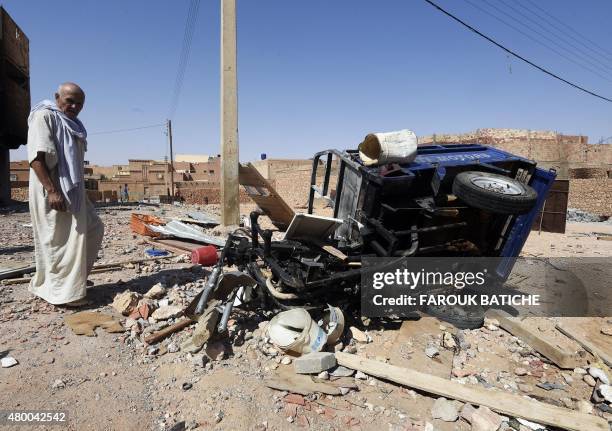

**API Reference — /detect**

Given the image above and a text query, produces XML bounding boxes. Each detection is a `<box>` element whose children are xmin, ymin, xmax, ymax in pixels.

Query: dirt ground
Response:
<box><xmin>0</xmin><ymin>202</ymin><xmax>611</xmax><ymax>431</ymax></box>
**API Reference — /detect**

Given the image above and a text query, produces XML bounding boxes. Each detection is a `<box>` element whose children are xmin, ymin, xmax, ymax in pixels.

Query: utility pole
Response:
<box><xmin>220</xmin><ymin>0</ymin><xmax>240</xmax><ymax>226</ymax></box>
<box><xmin>167</xmin><ymin>119</ymin><xmax>175</xmax><ymax>198</ymax></box>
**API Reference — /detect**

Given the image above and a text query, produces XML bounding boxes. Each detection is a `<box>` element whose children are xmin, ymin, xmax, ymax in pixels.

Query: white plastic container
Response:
<box><xmin>267</xmin><ymin>308</ymin><xmax>327</xmax><ymax>354</ymax></box>
<box><xmin>358</xmin><ymin>129</ymin><xmax>418</xmax><ymax>166</ymax></box>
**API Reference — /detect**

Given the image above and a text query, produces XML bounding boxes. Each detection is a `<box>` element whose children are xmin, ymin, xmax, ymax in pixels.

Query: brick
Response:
<box><xmin>284</xmin><ymin>394</ymin><xmax>306</xmax><ymax>406</ymax></box>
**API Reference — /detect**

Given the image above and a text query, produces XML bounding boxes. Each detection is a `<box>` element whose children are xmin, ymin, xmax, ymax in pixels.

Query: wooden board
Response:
<box><xmin>531</xmin><ymin>179</ymin><xmax>569</xmax><ymax>234</ymax></box>
<box><xmin>556</xmin><ymin>323</ymin><xmax>612</xmax><ymax>368</ymax></box>
<box><xmin>239</xmin><ymin>163</ymin><xmax>295</xmax><ymax>231</ymax></box>
<box><xmin>336</xmin><ymin>352</ymin><xmax>608</xmax><ymax>431</ymax></box>
<box><xmin>486</xmin><ymin>310</ymin><xmax>580</xmax><ymax>369</ymax></box>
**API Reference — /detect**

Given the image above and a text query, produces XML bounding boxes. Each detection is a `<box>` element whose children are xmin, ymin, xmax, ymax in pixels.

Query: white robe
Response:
<box><xmin>27</xmin><ymin>110</ymin><xmax>104</xmax><ymax>304</ymax></box>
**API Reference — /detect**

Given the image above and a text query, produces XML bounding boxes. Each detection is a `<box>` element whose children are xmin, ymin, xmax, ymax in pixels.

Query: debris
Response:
<box><xmin>144</xmin><ymin>318</ymin><xmax>193</xmax><ymax>345</ymax></box>
<box><xmin>584</xmin><ymin>374</ymin><xmax>596</xmax><ymax>387</ymax></box>
<box><xmin>442</xmin><ymin>332</ymin><xmax>457</xmax><ymax>349</ymax></box>
<box><xmin>321</xmin><ymin>305</ymin><xmax>345</xmax><ymax>345</ymax></box>
<box><xmin>182</xmin><ymin>382</ymin><xmax>192</xmax><ymax>391</ymax></box>
<box><xmin>355</xmin><ymin>371</ymin><xmax>368</xmax><ymax>380</ymax></box>
<box><xmin>335</xmin><ymin>352</ymin><xmax>608</xmax><ymax>431</ymax></box>
<box><xmin>516</xmin><ymin>417</ymin><xmax>546</xmax><ymax>430</ymax></box>
<box><xmin>1</xmin><ymin>357</ymin><xmax>18</xmax><ymax>368</ymax></box>
<box><xmin>556</xmin><ymin>324</ymin><xmax>612</xmax><ymax>367</ymax></box>
<box><xmin>51</xmin><ymin>379</ymin><xmax>65</xmax><ymax>389</ymax></box>
<box><xmin>264</xmin><ymin>369</ymin><xmax>344</xmax><ymax>395</ymax></box>
<box><xmin>280</xmin><ymin>356</ymin><xmax>292</xmax><ymax>365</ymax></box>
<box><xmin>144</xmin><ymin>248</ymin><xmax>169</xmax><ymax>257</ymax></box>
<box><xmin>284</xmin><ymin>394</ymin><xmax>306</xmax><ymax>405</ymax></box>
<box><xmin>151</xmin><ymin>305</ymin><xmax>183</xmax><ymax>321</ymax></box>
<box><xmin>460</xmin><ymin>403</ymin><xmax>476</xmax><ymax>422</ymax></box>
<box><xmin>601</xmin><ymin>326</ymin><xmax>612</xmax><ymax>336</ymax></box>
<box><xmin>514</xmin><ymin>367</ymin><xmax>528</xmax><ymax>376</ymax></box>
<box><xmin>186</xmin><ymin>211</ymin><xmax>219</xmax><ymax>226</ymax></box>
<box><xmin>424</xmin><ymin>345</ymin><xmax>439</xmax><ymax>358</ymax></box>
<box><xmin>430</xmin><ymin>397</ymin><xmax>459</xmax><ymax>422</ymax></box>
<box><xmin>470</xmin><ymin>406</ymin><xmax>502</xmax><ymax>431</ymax></box>
<box><xmin>536</xmin><ymin>382</ymin><xmax>565</xmax><ymax>391</ymax></box>
<box><xmin>293</xmin><ymin>352</ymin><xmax>336</xmax><ymax>374</ymax></box>
<box><xmin>205</xmin><ymin>341</ymin><xmax>226</xmax><ymax>361</ymax></box>
<box><xmin>146</xmin><ymin>220</ymin><xmax>226</xmax><ymax>247</ymax></box>
<box><xmin>111</xmin><ymin>291</ymin><xmax>141</xmax><ymax>316</ymax></box>
<box><xmin>330</xmin><ymin>366</ymin><xmax>355</xmax><ymax>377</ymax></box>
<box><xmin>349</xmin><ymin>326</ymin><xmax>371</xmax><ymax>344</ymax></box>
<box><xmin>191</xmin><ymin>245</ymin><xmax>218</xmax><ymax>266</ymax></box>
<box><xmin>268</xmin><ymin>309</ymin><xmax>327</xmax><ymax>355</ymax></box>
<box><xmin>486</xmin><ymin>310</ymin><xmax>579</xmax><ymax>369</ymax></box>
<box><xmin>317</xmin><ymin>371</ymin><xmax>329</xmax><ymax>380</ymax></box>
<box><xmin>597</xmin><ymin>384</ymin><xmax>612</xmax><ymax>403</ymax></box>
<box><xmin>65</xmin><ymin>311</ymin><xmax>124</xmax><ymax>336</ymax></box>
<box><xmin>588</xmin><ymin>367</ymin><xmax>610</xmax><ymax>384</ymax></box>
<box><xmin>144</xmin><ymin>283</ymin><xmax>167</xmax><ymax>299</ymax></box>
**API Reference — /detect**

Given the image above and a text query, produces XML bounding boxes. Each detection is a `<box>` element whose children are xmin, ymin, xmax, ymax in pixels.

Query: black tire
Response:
<box><xmin>452</xmin><ymin>171</ymin><xmax>537</xmax><ymax>215</ymax></box>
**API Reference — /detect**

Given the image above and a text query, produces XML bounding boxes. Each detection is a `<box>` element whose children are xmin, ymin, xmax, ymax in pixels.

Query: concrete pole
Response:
<box><xmin>220</xmin><ymin>0</ymin><xmax>240</xmax><ymax>225</ymax></box>
<box><xmin>167</xmin><ymin>119</ymin><xmax>175</xmax><ymax>198</ymax></box>
<box><xmin>0</xmin><ymin>148</ymin><xmax>10</xmax><ymax>205</ymax></box>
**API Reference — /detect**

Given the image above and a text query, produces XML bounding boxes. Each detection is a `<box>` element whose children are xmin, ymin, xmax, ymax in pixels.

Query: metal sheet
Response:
<box><xmin>187</xmin><ymin>212</ymin><xmax>219</xmax><ymax>226</ymax></box>
<box><xmin>285</xmin><ymin>213</ymin><xmax>343</xmax><ymax>241</ymax></box>
<box><xmin>146</xmin><ymin>220</ymin><xmax>226</xmax><ymax>246</ymax></box>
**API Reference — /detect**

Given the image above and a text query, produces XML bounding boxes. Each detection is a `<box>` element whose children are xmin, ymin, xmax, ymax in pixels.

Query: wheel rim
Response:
<box><xmin>470</xmin><ymin>176</ymin><xmax>524</xmax><ymax>195</ymax></box>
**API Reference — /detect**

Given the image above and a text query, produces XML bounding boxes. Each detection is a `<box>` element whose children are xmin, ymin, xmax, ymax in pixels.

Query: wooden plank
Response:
<box><xmin>486</xmin><ymin>310</ymin><xmax>579</xmax><ymax>369</ymax></box>
<box><xmin>144</xmin><ymin>239</ymin><xmax>191</xmax><ymax>255</ymax></box>
<box><xmin>239</xmin><ymin>163</ymin><xmax>295</xmax><ymax>230</ymax></box>
<box><xmin>336</xmin><ymin>352</ymin><xmax>608</xmax><ymax>431</ymax></box>
<box><xmin>556</xmin><ymin>324</ymin><xmax>612</xmax><ymax>368</ymax></box>
<box><xmin>144</xmin><ymin>317</ymin><xmax>193</xmax><ymax>345</ymax></box>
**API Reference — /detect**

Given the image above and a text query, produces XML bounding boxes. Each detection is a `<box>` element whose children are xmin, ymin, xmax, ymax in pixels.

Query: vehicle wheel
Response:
<box><xmin>452</xmin><ymin>171</ymin><xmax>537</xmax><ymax>215</ymax></box>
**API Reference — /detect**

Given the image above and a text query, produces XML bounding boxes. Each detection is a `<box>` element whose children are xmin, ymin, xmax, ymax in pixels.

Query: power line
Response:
<box><xmin>422</xmin><ymin>0</ymin><xmax>612</xmax><ymax>103</ymax></box>
<box><xmin>89</xmin><ymin>123</ymin><xmax>165</xmax><ymax>136</ymax></box>
<box><xmin>168</xmin><ymin>0</ymin><xmax>201</xmax><ymax>119</ymax></box>
<box><xmin>493</xmin><ymin>0</ymin><xmax>612</xmax><ymax>74</ymax></box>
<box><xmin>518</xmin><ymin>0</ymin><xmax>612</xmax><ymax>62</ymax></box>
<box><xmin>462</xmin><ymin>0</ymin><xmax>612</xmax><ymax>83</ymax></box>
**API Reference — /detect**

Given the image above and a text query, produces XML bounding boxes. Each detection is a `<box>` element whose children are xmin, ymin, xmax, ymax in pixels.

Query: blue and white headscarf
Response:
<box><xmin>28</xmin><ymin>100</ymin><xmax>87</xmax><ymax>213</ymax></box>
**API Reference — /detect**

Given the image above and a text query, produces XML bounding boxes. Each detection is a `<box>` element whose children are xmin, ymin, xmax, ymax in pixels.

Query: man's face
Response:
<box><xmin>55</xmin><ymin>89</ymin><xmax>85</xmax><ymax>119</ymax></box>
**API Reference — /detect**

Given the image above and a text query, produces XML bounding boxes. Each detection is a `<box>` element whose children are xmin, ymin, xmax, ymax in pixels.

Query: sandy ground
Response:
<box><xmin>0</xmin><ymin>202</ymin><xmax>611</xmax><ymax>431</ymax></box>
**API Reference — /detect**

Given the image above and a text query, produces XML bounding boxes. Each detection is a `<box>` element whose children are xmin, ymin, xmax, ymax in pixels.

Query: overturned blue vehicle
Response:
<box><xmin>241</xmin><ymin>142</ymin><xmax>556</xmax><ymax>322</ymax></box>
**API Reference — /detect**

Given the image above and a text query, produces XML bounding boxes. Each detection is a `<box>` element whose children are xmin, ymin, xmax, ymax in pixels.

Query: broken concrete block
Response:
<box><xmin>349</xmin><ymin>326</ymin><xmax>371</xmax><ymax>343</ymax></box>
<box><xmin>460</xmin><ymin>403</ymin><xmax>476</xmax><ymax>423</ymax></box>
<box><xmin>144</xmin><ymin>282</ymin><xmax>166</xmax><ymax>299</ymax></box>
<box><xmin>431</xmin><ymin>397</ymin><xmax>459</xmax><ymax>422</ymax></box>
<box><xmin>293</xmin><ymin>352</ymin><xmax>336</xmax><ymax>374</ymax></box>
<box><xmin>112</xmin><ymin>290</ymin><xmax>141</xmax><ymax>316</ymax></box>
<box><xmin>151</xmin><ymin>305</ymin><xmax>182</xmax><ymax>321</ymax></box>
<box><xmin>589</xmin><ymin>367</ymin><xmax>610</xmax><ymax>384</ymax></box>
<box><xmin>470</xmin><ymin>406</ymin><xmax>502</xmax><ymax>431</ymax></box>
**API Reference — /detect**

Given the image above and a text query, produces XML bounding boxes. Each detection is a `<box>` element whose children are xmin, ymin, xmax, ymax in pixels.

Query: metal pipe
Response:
<box><xmin>194</xmin><ymin>234</ymin><xmax>233</xmax><ymax>315</ymax></box>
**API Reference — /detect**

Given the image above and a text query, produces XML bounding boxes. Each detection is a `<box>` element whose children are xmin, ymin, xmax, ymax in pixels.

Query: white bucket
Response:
<box><xmin>267</xmin><ymin>308</ymin><xmax>327</xmax><ymax>355</ymax></box>
<box><xmin>358</xmin><ymin>129</ymin><xmax>418</xmax><ymax>166</ymax></box>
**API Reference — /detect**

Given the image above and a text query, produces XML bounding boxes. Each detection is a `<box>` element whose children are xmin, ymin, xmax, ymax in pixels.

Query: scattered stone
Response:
<box><xmin>349</xmin><ymin>326</ymin><xmax>371</xmax><ymax>343</ymax></box>
<box><xmin>424</xmin><ymin>345</ymin><xmax>439</xmax><ymax>358</ymax></box>
<box><xmin>284</xmin><ymin>394</ymin><xmax>306</xmax><ymax>405</ymax></box>
<box><xmin>317</xmin><ymin>371</ymin><xmax>329</xmax><ymax>380</ymax></box>
<box><xmin>330</xmin><ymin>366</ymin><xmax>355</xmax><ymax>377</ymax></box>
<box><xmin>536</xmin><ymin>382</ymin><xmax>564</xmax><ymax>391</ymax></box>
<box><xmin>144</xmin><ymin>283</ymin><xmax>166</xmax><ymax>299</ymax></box>
<box><xmin>355</xmin><ymin>371</ymin><xmax>368</xmax><ymax>380</ymax></box>
<box><xmin>576</xmin><ymin>400</ymin><xmax>593</xmax><ymax>414</ymax></box>
<box><xmin>598</xmin><ymin>384</ymin><xmax>612</xmax><ymax>403</ymax></box>
<box><xmin>470</xmin><ymin>406</ymin><xmax>502</xmax><ymax>431</ymax></box>
<box><xmin>1</xmin><ymin>357</ymin><xmax>18</xmax><ymax>368</ymax></box>
<box><xmin>182</xmin><ymin>382</ymin><xmax>192</xmax><ymax>391</ymax></box>
<box><xmin>514</xmin><ymin>367</ymin><xmax>528</xmax><ymax>376</ymax></box>
<box><xmin>46</xmin><ymin>357</ymin><xmax>55</xmax><ymax>364</ymax></box>
<box><xmin>574</xmin><ymin>367</ymin><xmax>587</xmax><ymax>375</ymax></box>
<box><xmin>293</xmin><ymin>352</ymin><xmax>336</xmax><ymax>374</ymax></box>
<box><xmin>430</xmin><ymin>397</ymin><xmax>459</xmax><ymax>422</ymax></box>
<box><xmin>460</xmin><ymin>403</ymin><xmax>476</xmax><ymax>423</ymax></box>
<box><xmin>588</xmin><ymin>367</ymin><xmax>610</xmax><ymax>384</ymax></box>
<box><xmin>151</xmin><ymin>306</ymin><xmax>182</xmax><ymax>321</ymax></box>
<box><xmin>442</xmin><ymin>332</ymin><xmax>457</xmax><ymax>349</ymax></box>
<box><xmin>167</xmin><ymin>342</ymin><xmax>179</xmax><ymax>353</ymax></box>
<box><xmin>191</xmin><ymin>354</ymin><xmax>208</xmax><ymax>368</ymax></box>
<box><xmin>51</xmin><ymin>379</ymin><xmax>65</xmax><ymax>389</ymax></box>
<box><xmin>111</xmin><ymin>291</ymin><xmax>140</xmax><ymax>315</ymax></box>
<box><xmin>584</xmin><ymin>374</ymin><xmax>596</xmax><ymax>387</ymax></box>
<box><xmin>516</xmin><ymin>418</ymin><xmax>546</xmax><ymax>430</ymax></box>
<box><xmin>339</xmin><ymin>387</ymin><xmax>350</xmax><ymax>395</ymax></box>
<box><xmin>205</xmin><ymin>341</ymin><xmax>226</xmax><ymax>361</ymax></box>
<box><xmin>601</xmin><ymin>326</ymin><xmax>612</xmax><ymax>336</ymax></box>
<box><xmin>214</xmin><ymin>410</ymin><xmax>224</xmax><ymax>424</ymax></box>
<box><xmin>561</xmin><ymin>373</ymin><xmax>574</xmax><ymax>385</ymax></box>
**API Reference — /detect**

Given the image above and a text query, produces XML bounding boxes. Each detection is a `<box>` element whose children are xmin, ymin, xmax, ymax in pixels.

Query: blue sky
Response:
<box><xmin>5</xmin><ymin>0</ymin><xmax>612</xmax><ymax>165</ymax></box>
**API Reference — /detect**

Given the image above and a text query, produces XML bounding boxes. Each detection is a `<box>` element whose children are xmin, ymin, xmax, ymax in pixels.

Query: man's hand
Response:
<box><xmin>47</xmin><ymin>190</ymin><xmax>67</xmax><ymax>212</ymax></box>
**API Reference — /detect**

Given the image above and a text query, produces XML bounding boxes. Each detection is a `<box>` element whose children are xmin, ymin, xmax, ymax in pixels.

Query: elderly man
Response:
<box><xmin>27</xmin><ymin>82</ymin><xmax>104</xmax><ymax>306</ymax></box>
